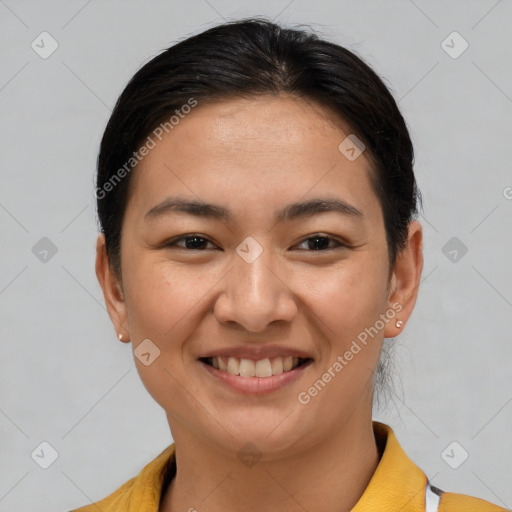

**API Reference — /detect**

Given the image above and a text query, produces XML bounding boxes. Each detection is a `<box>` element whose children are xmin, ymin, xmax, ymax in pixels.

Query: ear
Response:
<box><xmin>95</xmin><ymin>234</ymin><xmax>130</xmax><ymax>342</ymax></box>
<box><xmin>383</xmin><ymin>220</ymin><xmax>423</xmax><ymax>338</ymax></box>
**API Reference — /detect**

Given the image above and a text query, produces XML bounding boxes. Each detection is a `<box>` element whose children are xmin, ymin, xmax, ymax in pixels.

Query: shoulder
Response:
<box><xmin>68</xmin><ymin>443</ymin><xmax>176</xmax><ymax>512</ymax></box>
<box><xmin>68</xmin><ymin>475</ymin><xmax>137</xmax><ymax>511</ymax></box>
<box><xmin>370</xmin><ymin>422</ymin><xmax>507</xmax><ymax>512</ymax></box>
<box><xmin>439</xmin><ymin>490</ymin><xmax>509</xmax><ymax>511</ymax></box>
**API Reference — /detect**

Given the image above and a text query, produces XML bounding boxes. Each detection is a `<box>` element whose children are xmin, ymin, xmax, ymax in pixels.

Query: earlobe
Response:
<box><xmin>95</xmin><ymin>234</ymin><xmax>129</xmax><ymax>341</ymax></box>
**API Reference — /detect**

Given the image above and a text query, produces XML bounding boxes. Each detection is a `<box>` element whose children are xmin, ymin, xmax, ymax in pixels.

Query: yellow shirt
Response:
<box><xmin>70</xmin><ymin>421</ymin><xmax>507</xmax><ymax>512</ymax></box>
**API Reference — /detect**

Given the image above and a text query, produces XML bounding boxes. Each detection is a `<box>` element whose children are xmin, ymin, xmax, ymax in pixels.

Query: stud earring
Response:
<box><xmin>118</xmin><ymin>333</ymin><xmax>123</xmax><ymax>341</ymax></box>
<box><xmin>395</xmin><ymin>319</ymin><xmax>403</xmax><ymax>328</ymax></box>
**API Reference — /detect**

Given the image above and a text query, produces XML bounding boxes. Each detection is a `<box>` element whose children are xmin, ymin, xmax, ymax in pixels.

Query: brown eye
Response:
<box><xmin>295</xmin><ymin>235</ymin><xmax>346</xmax><ymax>251</ymax></box>
<box><xmin>164</xmin><ymin>235</ymin><xmax>218</xmax><ymax>251</ymax></box>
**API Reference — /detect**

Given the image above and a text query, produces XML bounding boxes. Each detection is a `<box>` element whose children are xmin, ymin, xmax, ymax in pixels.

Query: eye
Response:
<box><xmin>164</xmin><ymin>234</ymin><xmax>218</xmax><ymax>251</ymax></box>
<box><xmin>162</xmin><ymin>233</ymin><xmax>348</xmax><ymax>252</ymax></box>
<box><xmin>294</xmin><ymin>234</ymin><xmax>347</xmax><ymax>251</ymax></box>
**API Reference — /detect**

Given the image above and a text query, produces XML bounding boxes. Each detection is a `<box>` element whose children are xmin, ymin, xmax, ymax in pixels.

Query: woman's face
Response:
<box><xmin>97</xmin><ymin>94</ymin><xmax>422</xmax><ymax>458</ymax></box>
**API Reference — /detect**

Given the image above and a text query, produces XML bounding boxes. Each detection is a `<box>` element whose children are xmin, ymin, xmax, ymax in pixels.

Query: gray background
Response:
<box><xmin>1</xmin><ymin>1</ymin><xmax>511</xmax><ymax>510</ymax></box>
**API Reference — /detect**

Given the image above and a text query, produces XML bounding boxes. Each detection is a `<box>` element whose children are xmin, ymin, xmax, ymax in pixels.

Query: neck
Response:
<box><xmin>160</xmin><ymin>414</ymin><xmax>381</xmax><ymax>512</ymax></box>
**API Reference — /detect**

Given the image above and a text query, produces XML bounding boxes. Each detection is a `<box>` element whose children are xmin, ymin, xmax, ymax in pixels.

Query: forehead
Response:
<box><xmin>126</xmin><ymin>94</ymin><xmax>382</xmax><ymax>226</ymax></box>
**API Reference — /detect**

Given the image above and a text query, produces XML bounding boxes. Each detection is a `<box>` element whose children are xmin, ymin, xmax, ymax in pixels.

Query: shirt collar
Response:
<box><xmin>129</xmin><ymin>421</ymin><xmax>427</xmax><ymax>511</ymax></box>
<box><xmin>352</xmin><ymin>421</ymin><xmax>427</xmax><ymax>510</ymax></box>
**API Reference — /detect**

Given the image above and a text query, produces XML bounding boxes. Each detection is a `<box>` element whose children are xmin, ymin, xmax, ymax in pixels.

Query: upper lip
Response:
<box><xmin>199</xmin><ymin>344</ymin><xmax>314</xmax><ymax>360</ymax></box>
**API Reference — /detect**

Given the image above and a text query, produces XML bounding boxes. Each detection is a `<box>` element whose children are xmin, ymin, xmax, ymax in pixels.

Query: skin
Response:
<box><xmin>96</xmin><ymin>94</ymin><xmax>423</xmax><ymax>512</ymax></box>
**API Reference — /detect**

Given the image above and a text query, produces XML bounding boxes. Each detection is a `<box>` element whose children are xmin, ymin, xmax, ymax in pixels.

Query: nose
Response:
<box><xmin>213</xmin><ymin>243</ymin><xmax>298</xmax><ymax>333</ymax></box>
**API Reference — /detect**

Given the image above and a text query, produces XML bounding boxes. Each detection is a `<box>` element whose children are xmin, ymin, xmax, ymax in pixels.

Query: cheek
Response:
<box><xmin>122</xmin><ymin>259</ymin><xmax>210</xmax><ymax>410</ymax></box>
<box><xmin>300</xmin><ymin>258</ymin><xmax>389</xmax><ymax>332</ymax></box>
<box><xmin>124</xmin><ymin>248</ymin><xmax>212</xmax><ymax>329</ymax></box>
<box><xmin>296</xmin><ymin>256</ymin><xmax>390</xmax><ymax>395</ymax></box>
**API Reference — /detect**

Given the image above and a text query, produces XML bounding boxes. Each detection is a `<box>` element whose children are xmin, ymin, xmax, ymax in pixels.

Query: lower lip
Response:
<box><xmin>200</xmin><ymin>359</ymin><xmax>313</xmax><ymax>394</ymax></box>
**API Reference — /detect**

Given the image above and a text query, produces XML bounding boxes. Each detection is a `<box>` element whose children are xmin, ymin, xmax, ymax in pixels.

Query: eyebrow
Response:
<box><xmin>144</xmin><ymin>196</ymin><xmax>364</xmax><ymax>223</ymax></box>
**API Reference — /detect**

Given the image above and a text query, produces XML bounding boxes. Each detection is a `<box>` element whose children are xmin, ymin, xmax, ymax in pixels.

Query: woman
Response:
<box><xmin>71</xmin><ymin>17</ymin><xmax>507</xmax><ymax>512</ymax></box>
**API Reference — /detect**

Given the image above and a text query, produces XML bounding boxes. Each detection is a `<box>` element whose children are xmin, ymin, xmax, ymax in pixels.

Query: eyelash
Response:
<box><xmin>163</xmin><ymin>233</ymin><xmax>348</xmax><ymax>252</ymax></box>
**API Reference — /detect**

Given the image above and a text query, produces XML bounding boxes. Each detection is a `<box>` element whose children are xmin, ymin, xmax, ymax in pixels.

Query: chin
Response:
<box><xmin>211</xmin><ymin>409</ymin><xmax>313</xmax><ymax>459</ymax></box>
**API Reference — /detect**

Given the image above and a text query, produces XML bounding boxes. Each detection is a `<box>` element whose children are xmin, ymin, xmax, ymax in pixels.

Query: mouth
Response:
<box><xmin>199</xmin><ymin>356</ymin><xmax>313</xmax><ymax>378</ymax></box>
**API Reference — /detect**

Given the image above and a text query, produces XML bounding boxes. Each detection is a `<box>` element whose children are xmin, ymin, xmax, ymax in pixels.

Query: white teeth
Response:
<box><xmin>255</xmin><ymin>358</ymin><xmax>272</xmax><ymax>377</ymax></box>
<box><xmin>227</xmin><ymin>357</ymin><xmax>239</xmax><ymax>375</ymax></box>
<box><xmin>218</xmin><ymin>357</ymin><xmax>228</xmax><ymax>372</ymax></box>
<box><xmin>210</xmin><ymin>355</ymin><xmax>304</xmax><ymax>377</ymax></box>
<box><xmin>283</xmin><ymin>356</ymin><xmax>293</xmax><ymax>371</ymax></box>
<box><xmin>239</xmin><ymin>358</ymin><xmax>255</xmax><ymax>377</ymax></box>
<box><xmin>270</xmin><ymin>357</ymin><xmax>283</xmax><ymax>374</ymax></box>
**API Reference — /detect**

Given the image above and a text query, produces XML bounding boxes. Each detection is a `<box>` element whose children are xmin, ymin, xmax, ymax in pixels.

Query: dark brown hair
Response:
<box><xmin>96</xmin><ymin>16</ymin><xmax>421</xmax><ymax>409</ymax></box>
<box><xmin>96</xmin><ymin>16</ymin><xmax>421</xmax><ymax>282</ymax></box>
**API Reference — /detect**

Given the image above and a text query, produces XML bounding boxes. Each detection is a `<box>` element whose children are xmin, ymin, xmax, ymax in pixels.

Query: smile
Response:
<box><xmin>201</xmin><ymin>356</ymin><xmax>310</xmax><ymax>378</ymax></box>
